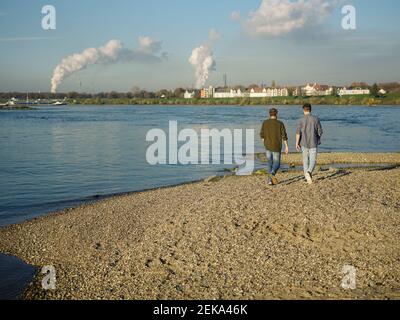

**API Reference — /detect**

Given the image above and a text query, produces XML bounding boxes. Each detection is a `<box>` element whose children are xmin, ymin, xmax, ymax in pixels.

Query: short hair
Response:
<box><xmin>303</xmin><ymin>103</ymin><xmax>312</xmax><ymax>112</ymax></box>
<box><xmin>269</xmin><ymin>108</ymin><xmax>278</xmax><ymax>117</ymax></box>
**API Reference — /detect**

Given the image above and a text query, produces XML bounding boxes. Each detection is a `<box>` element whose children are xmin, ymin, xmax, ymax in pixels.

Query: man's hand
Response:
<box><xmin>296</xmin><ymin>134</ymin><xmax>301</xmax><ymax>152</ymax></box>
<box><xmin>283</xmin><ymin>141</ymin><xmax>289</xmax><ymax>155</ymax></box>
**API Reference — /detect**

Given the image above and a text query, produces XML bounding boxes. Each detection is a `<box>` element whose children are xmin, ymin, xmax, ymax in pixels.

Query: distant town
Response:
<box><xmin>184</xmin><ymin>82</ymin><xmax>389</xmax><ymax>99</ymax></box>
<box><xmin>1</xmin><ymin>82</ymin><xmax>400</xmax><ymax>107</ymax></box>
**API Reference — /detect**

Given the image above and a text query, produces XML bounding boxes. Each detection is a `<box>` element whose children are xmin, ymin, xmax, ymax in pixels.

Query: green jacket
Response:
<box><xmin>260</xmin><ymin>119</ymin><xmax>288</xmax><ymax>152</ymax></box>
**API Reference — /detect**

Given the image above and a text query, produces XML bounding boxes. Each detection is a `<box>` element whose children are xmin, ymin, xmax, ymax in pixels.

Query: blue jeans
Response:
<box><xmin>302</xmin><ymin>147</ymin><xmax>318</xmax><ymax>175</ymax></box>
<box><xmin>266</xmin><ymin>150</ymin><xmax>281</xmax><ymax>176</ymax></box>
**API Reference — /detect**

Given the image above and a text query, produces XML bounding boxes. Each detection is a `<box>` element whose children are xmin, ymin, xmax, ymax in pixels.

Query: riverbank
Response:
<box><xmin>0</xmin><ymin>105</ymin><xmax>36</xmax><ymax>110</ymax></box>
<box><xmin>69</xmin><ymin>94</ymin><xmax>400</xmax><ymax>106</ymax></box>
<box><xmin>0</xmin><ymin>153</ymin><xmax>399</xmax><ymax>300</ymax></box>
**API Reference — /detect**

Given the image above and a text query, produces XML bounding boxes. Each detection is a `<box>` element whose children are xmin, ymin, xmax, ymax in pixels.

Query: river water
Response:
<box><xmin>1</xmin><ymin>105</ymin><xmax>399</xmax><ymax>227</ymax></box>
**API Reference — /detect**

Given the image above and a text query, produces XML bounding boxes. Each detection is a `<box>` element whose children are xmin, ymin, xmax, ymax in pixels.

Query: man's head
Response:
<box><xmin>303</xmin><ymin>103</ymin><xmax>312</xmax><ymax>114</ymax></box>
<box><xmin>269</xmin><ymin>108</ymin><xmax>278</xmax><ymax>118</ymax></box>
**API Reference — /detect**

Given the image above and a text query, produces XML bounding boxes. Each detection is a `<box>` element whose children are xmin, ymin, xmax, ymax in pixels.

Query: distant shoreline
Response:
<box><xmin>68</xmin><ymin>95</ymin><xmax>400</xmax><ymax>106</ymax></box>
<box><xmin>73</xmin><ymin>103</ymin><xmax>400</xmax><ymax>107</ymax></box>
<box><xmin>0</xmin><ymin>105</ymin><xmax>36</xmax><ymax>110</ymax></box>
<box><xmin>3</xmin><ymin>94</ymin><xmax>400</xmax><ymax>108</ymax></box>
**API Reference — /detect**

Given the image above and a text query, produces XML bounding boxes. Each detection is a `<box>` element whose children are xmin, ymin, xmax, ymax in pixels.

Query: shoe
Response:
<box><xmin>267</xmin><ymin>177</ymin><xmax>273</xmax><ymax>186</ymax></box>
<box><xmin>271</xmin><ymin>176</ymin><xmax>279</xmax><ymax>185</ymax></box>
<box><xmin>305</xmin><ymin>172</ymin><xmax>313</xmax><ymax>184</ymax></box>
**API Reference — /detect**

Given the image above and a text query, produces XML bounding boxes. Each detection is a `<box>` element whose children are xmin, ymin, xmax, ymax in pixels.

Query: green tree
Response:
<box><xmin>174</xmin><ymin>88</ymin><xmax>185</xmax><ymax>98</ymax></box>
<box><xmin>67</xmin><ymin>92</ymin><xmax>79</xmax><ymax>99</ymax></box>
<box><xmin>107</xmin><ymin>91</ymin><xmax>119</xmax><ymax>99</ymax></box>
<box><xmin>156</xmin><ymin>89</ymin><xmax>171</xmax><ymax>98</ymax></box>
<box><xmin>371</xmin><ymin>83</ymin><xmax>379</xmax><ymax>97</ymax></box>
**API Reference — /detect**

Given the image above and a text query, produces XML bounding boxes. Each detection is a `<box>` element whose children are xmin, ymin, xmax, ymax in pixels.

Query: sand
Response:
<box><xmin>0</xmin><ymin>153</ymin><xmax>399</xmax><ymax>300</ymax></box>
<box><xmin>270</xmin><ymin>152</ymin><xmax>400</xmax><ymax>166</ymax></box>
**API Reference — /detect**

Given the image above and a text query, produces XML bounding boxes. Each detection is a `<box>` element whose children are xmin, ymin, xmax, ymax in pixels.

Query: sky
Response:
<box><xmin>0</xmin><ymin>0</ymin><xmax>399</xmax><ymax>93</ymax></box>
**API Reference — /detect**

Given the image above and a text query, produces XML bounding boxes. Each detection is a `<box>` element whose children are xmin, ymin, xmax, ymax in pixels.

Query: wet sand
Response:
<box><xmin>0</xmin><ymin>153</ymin><xmax>399</xmax><ymax>300</ymax></box>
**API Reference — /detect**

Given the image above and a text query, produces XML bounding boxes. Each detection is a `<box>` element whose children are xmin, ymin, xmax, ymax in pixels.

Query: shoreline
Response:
<box><xmin>65</xmin><ymin>94</ymin><xmax>400</xmax><ymax>106</ymax></box>
<box><xmin>2</xmin><ymin>152</ymin><xmax>399</xmax><ymax>228</ymax></box>
<box><xmin>64</xmin><ymin>103</ymin><xmax>400</xmax><ymax>107</ymax></box>
<box><xmin>0</xmin><ymin>105</ymin><xmax>36</xmax><ymax>110</ymax></box>
<box><xmin>2</xmin><ymin>103</ymin><xmax>400</xmax><ymax>109</ymax></box>
<box><xmin>0</xmin><ymin>152</ymin><xmax>399</xmax><ymax>300</ymax></box>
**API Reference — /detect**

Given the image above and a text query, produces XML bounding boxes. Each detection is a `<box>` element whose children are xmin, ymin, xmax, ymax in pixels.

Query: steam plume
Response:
<box><xmin>51</xmin><ymin>37</ymin><xmax>164</xmax><ymax>93</ymax></box>
<box><xmin>189</xmin><ymin>30</ymin><xmax>219</xmax><ymax>89</ymax></box>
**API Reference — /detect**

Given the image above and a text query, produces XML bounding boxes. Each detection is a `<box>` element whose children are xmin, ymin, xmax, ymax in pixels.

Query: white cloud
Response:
<box><xmin>138</xmin><ymin>36</ymin><xmax>162</xmax><ymax>54</ymax></box>
<box><xmin>245</xmin><ymin>0</ymin><xmax>339</xmax><ymax>37</ymax></box>
<box><xmin>230</xmin><ymin>11</ymin><xmax>241</xmax><ymax>21</ymax></box>
<box><xmin>208</xmin><ymin>28</ymin><xmax>221</xmax><ymax>41</ymax></box>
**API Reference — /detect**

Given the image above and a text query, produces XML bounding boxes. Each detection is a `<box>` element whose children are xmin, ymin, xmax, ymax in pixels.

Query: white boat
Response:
<box><xmin>53</xmin><ymin>99</ymin><xmax>68</xmax><ymax>106</ymax></box>
<box><xmin>7</xmin><ymin>98</ymin><xmax>16</xmax><ymax>106</ymax></box>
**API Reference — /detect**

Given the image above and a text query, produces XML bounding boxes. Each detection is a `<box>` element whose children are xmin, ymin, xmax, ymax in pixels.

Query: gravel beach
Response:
<box><xmin>0</xmin><ymin>153</ymin><xmax>399</xmax><ymax>300</ymax></box>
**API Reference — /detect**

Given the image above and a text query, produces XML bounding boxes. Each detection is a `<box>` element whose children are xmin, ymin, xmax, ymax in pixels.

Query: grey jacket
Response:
<box><xmin>296</xmin><ymin>114</ymin><xmax>323</xmax><ymax>149</ymax></box>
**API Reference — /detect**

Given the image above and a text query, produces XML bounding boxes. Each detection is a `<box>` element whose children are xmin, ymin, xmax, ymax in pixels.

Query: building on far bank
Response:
<box><xmin>338</xmin><ymin>87</ymin><xmax>371</xmax><ymax>96</ymax></box>
<box><xmin>294</xmin><ymin>83</ymin><xmax>334</xmax><ymax>97</ymax></box>
<box><xmin>249</xmin><ymin>87</ymin><xmax>267</xmax><ymax>98</ymax></box>
<box><xmin>213</xmin><ymin>88</ymin><xmax>245</xmax><ymax>98</ymax></box>
<box><xmin>249</xmin><ymin>87</ymin><xmax>289</xmax><ymax>98</ymax></box>
<box><xmin>210</xmin><ymin>86</ymin><xmax>289</xmax><ymax>99</ymax></box>
<box><xmin>184</xmin><ymin>90</ymin><xmax>195</xmax><ymax>99</ymax></box>
<box><xmin>200</xmin><ymin>86</ymin><xmax>215</xmax><ymax>98</ymax></box>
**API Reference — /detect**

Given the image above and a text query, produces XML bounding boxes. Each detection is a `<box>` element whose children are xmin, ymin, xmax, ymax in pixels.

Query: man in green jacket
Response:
<box><xmin>260</xmin><ymin>108</ymin><xmax>289</xmax><ymax>185</ymax></box>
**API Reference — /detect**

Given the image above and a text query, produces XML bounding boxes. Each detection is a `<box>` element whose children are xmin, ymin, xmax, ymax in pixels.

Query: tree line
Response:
<box><xmin>1</xmin><ymin>82</ymin><xmax>399</xmax><ymax>101</ymax></box>
<box><xmin>0</xmin><ymin>88</ymin><xmax>189</xmax><ymax>100</ymax></box>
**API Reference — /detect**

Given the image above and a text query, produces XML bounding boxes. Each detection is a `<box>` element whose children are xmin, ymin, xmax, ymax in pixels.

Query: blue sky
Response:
<box><xmin>0</xmin><ymin>0</ymin><xmax>399</xmax><ymax>92</ymax></box>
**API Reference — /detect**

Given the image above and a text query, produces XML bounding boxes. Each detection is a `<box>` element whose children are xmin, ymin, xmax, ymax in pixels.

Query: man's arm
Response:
<box><xmin>283</xmin><ymin>140</ymin><xmax>289</xmax><ymax>155</ymax></box>
<box><xmin>281</xmin><ymin>124</ymin><xmax>289</xmax><ymax>154</ymax></box>
<box><xmin>296</xmin><ymin>134</ymin><xmax>301</xmax><ymax>151</ymax></box>
<box><xmin>260</xmin><ymin>122</ymin><xmax>265</xmax><ymax>141</ymax></box>
<box><xmin>317</xmin><ymin>119</ymin><xmax>323</xmax><ymax>138</ymax></box>
<box><xmin>296</xmin><ymin>120</ymin><xmax>302</xmax><ymax>151</ymax></box>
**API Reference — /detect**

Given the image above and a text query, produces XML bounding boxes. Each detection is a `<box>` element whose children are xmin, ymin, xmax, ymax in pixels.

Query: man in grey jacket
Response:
<box><xmin>296</xmin><ymin>103</ymin><xmax>323</xmax><ymax>184</ymax></box>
